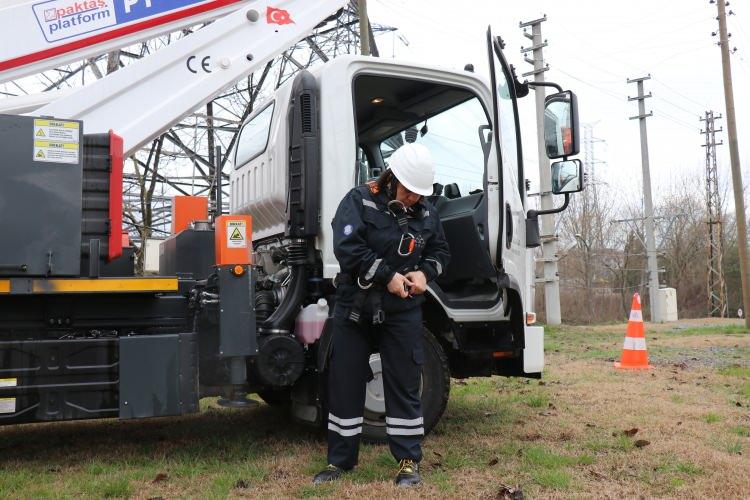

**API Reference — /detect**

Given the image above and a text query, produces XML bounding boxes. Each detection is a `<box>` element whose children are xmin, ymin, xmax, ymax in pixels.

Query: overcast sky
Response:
<box><xmin>368</xmin><ymin>0</ymin><xmax>750</xmax><ymax>209</ymax></box>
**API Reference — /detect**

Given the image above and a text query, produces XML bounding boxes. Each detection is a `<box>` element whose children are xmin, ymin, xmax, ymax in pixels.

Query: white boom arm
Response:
<box><xmin>29</xmin><ymin>0</ymin><xmax>346</xmax><ymax>156</ymax></box>
<box><xmin>0</xmin><ymin>0</ymin><xmax>254</xmax><ymax>83</ymax></box>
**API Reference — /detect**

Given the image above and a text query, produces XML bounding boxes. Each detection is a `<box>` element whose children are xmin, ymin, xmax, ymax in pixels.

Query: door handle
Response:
<box><xmin>505</xmin><ymin>203</ymin><xmax>513</xmax><ymax>249</ymax></box>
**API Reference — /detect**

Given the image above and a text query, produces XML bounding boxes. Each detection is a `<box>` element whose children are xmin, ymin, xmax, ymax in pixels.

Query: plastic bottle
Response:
<box><xmin>295</xmin><ymin>298</ymin><xmax>329</xmax><ymax>345</ymax></box>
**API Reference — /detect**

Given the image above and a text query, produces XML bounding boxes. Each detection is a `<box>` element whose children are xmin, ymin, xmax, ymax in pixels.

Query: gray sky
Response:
<box><xmin>368</xmin><ymin>0</ymin><xmax>750</xmax><ymax>208</ymax></box>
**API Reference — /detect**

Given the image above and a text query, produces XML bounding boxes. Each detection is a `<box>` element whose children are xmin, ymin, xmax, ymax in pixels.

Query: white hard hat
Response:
<box><xmin>388</xmin><ymin>143</ymin><xmax>435</xmax><ymax>196</ymax></box>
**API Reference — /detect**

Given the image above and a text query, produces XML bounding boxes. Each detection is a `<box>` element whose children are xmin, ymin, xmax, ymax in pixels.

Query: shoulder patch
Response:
<box><xmin>343</xmin><ymin>224</ymin><xmax>353</xmax><ymax>236</ymax></box>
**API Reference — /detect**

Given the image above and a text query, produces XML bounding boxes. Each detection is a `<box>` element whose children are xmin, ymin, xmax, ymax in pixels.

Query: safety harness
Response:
<box><xmin>336</xmin><ymin>181</ymin><xmax>422</xmax><ymax>325</ymax></box>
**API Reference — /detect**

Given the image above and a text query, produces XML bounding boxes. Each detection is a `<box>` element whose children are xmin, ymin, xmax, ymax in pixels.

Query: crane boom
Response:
<box><xmin>32</xmin><ymin>0</ymin><xmax>346</xmax><ymax>156</ymax></box>
<box><xmin>0</xmin><ymin>0</ymin><xmax>253</xmax><ymax>83</ymax></box>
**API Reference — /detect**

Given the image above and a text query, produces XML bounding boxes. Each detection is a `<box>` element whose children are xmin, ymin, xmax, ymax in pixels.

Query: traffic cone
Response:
<box><xmin>614</xmin><ymin>293</ymin><xmax>651</xmax><ymax>370</ymax></box>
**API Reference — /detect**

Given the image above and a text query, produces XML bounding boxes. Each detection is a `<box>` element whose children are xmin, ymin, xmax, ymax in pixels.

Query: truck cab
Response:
<box><xmin>228</xmin><ymin>36</ymin><xmax>581</xmax><ymax>439</ymax></box>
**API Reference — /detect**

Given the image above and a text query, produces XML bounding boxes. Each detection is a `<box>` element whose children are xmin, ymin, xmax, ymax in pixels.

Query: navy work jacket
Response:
<box><xmin>331</xmin><ymin>184</ymin><xmax>451</xmax><ymax>313</ymax></box>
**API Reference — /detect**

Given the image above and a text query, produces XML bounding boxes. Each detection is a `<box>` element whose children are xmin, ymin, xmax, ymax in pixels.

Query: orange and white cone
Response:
<box><xmin>614</xmin><ymin>293</ymin><xmax>651</xmax><ymax>370</ymax></box>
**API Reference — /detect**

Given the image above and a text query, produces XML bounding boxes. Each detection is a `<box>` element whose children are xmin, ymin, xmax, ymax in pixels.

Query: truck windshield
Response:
<box><xmin>379</xmin><ymin>97</ymin><xmax>488</xmax><ymax>197</ymax></box>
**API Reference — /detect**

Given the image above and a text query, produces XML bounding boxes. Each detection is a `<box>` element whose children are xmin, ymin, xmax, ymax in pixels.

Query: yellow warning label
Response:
<box><xmin>34</xmin><ymin>119</ymin><xmax>79</xmax><ymax>129</ymax></box>
<box><xmin>33</xmin><ymin>119</ymin><xmax>79</xmax><ymax>163</ymax></box>
<box><xmin>33</xmin><ymin>140</ymin><xmax>79</xmax><ymax>164</ymax></box>
<box><xmin>227</xmin><ymin>220</ymin><xmax>247</xmax><ymax>248</ymax></box>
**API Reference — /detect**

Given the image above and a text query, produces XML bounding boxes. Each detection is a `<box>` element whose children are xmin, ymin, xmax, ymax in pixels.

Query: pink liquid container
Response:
<box><xmin>295</xmin><ymin>298</ymin><xmax>329</xmax><ymax>345</ymax></box>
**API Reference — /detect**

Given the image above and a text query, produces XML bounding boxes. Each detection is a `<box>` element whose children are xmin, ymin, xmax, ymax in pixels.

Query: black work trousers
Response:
<box><xmin>326</xmin><ymin>303</ymin><xmax>424</xmax><ymax>470</ymax></box>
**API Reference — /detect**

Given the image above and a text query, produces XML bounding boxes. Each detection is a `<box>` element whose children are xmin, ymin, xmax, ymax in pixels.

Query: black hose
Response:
<box><xmin>258</xmin><ymin>241</ymin><xmax>308</xmax><ymax>334</ymax></box>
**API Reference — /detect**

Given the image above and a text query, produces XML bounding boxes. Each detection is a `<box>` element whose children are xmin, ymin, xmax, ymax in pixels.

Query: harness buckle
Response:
<box><xmin>357</xmin><ymin>277</ymin><xmax>373</xmax><ymax>290</ymax></box>
<box><xmin>372</xmin><ymin>309</ymin><xmax>385</xmax><ymax>325</ymax></box>
<box><xmin>397</xmin><ymin>233</ymin><xmax>417</xmax><ymax>256</ymax></box>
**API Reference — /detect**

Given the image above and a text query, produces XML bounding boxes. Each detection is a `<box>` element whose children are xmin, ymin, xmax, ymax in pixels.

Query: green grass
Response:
<box><xmin>730</xmin><ymin>426</ymin><xmax>749</xmax><ymax>437</ymax></box>
<box><xmin>718</xmin><ymin>366</ymin><xmax>750</xmax><ymax>378</ymax></box>
<box><xmin>523</xmin><ymin>393</ymin><xmax>549</xmax><ymax>408</ymax></box>
<box><xmin>725</xmin><ymin>442</ymin><xmax>743</xmax><ymax>454</ymax></box>
<box><xmin>523</xmin><ymin>446</ymin><xmax>577</xmax><ymax>469</ymax></box>
<box><xmin>704</xmin><ymin>412</ymin><xmax>722</xmax><ymax>424</ymax></box>
<box><xmin>84</xmin><ymin>476</ymin><xmax>132</xmax><ymax>498</ymax></box>
<box><xmin>531</xmin><ymin>469</ymin><xmax>571</xmax><ymax>489</ymax></box>
<box><xmin>427</xmin><ymin>469</ymin><xmax>456</xmax><ymax>493</ymax></box>
<box><xmin>669</xmin><ymin>477</ymin><xmax>685</xmax><ymax>489</ymax></box>
<box><xmin>670</xmin><ymin>394</ymin><xmax>685</xmax><ymax>404</ymax></box>
<box><xmin>670</xmin><ymin>325</ymin><xmax>750</xmax><ymax>336</ymax></box>
<box><xmin>298</xmin><ymin>482</ymin><xmax>336</xmax><ymax>498</ymax></box>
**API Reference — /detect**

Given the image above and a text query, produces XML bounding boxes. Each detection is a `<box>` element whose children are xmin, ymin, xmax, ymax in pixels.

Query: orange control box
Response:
<box><xmin>215</xmin><ymin>215</ymin><xmax>253</xmax><ymax>266</ymax></box>
<box><xmin>172</xmin><ymin>196</ymin><xmax>208</xmax><ymax>234</ymax></box>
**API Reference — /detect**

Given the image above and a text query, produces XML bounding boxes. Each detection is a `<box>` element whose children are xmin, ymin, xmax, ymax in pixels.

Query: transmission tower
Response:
<box><xmin>700</xmin><ymin>110</ymin><xmax>728</xmax><ymax>317</ymax></box>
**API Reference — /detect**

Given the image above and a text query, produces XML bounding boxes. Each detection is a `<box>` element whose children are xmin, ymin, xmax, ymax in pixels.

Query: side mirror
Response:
<box><xmin>551</xmin><ymin>159</ymin><xmax>584</xmax><ymax>195</ymax></box>
<box><xmin>544</xmin><ymin>90</ymin><xmax>579</xmax><ymax>159</ymax></box>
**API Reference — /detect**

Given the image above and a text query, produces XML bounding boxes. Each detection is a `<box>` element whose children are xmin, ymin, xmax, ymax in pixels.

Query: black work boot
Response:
<box><xmin>313</xmin><ymin>464</ymin><xmax>345</xmax><ymax>485</ymax></box>
<box><xmin>394</xmin><ymin>459</ymin><xmax>421</xmax><ymax>487</ymax></box>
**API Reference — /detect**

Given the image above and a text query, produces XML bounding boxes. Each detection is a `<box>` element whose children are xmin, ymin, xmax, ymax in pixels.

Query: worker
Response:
<box><xmin>313</xmin><ymin>143</ymin><xmax>450</xmax><ymax>487</ymax></box>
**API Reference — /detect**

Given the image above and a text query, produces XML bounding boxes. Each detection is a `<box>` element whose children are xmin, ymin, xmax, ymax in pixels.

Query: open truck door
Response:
<box><xmin>484</xmin><ymin>27</ymin><xmax>527</xmax><ymax>305</ymax></box>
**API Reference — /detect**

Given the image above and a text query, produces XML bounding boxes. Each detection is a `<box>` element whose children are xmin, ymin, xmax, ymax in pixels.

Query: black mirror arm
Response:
<box><xmin>528</xmin><ymin>81</ymin><xmax>564</xmax><ymax>93</ymax></box>
<box><xmin>527</xmin><ymin>193</ymin><xmax>570</xmax><ymax>218</ymax></box>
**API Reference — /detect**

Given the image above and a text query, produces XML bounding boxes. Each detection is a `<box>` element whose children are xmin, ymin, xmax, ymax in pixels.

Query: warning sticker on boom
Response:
<box><xmin>34</xmin><ymin>119</ymin><xmax>79</xmax><ymax>142</ymax></box>
<box><xmin>227</xmin><ymin>220</ymin><xmax>247</xmax><ymax>248</ymax></box>
<box><xmin>33</xmin><ymin>140</ymin><xmax>79</xmax><ymax>164</ymax></box>
<box><xmin>33</xmin><ymin>119</ymin><xmax>80</xmax><ymax>164</ymax></box>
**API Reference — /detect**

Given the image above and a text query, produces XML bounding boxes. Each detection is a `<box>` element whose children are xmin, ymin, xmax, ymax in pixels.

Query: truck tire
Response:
<box><xmin>258</xmin><ymin>388</ymin><xmax>291</xmax><ymax>407</ymax></box>
<box><xmin>361</xmin><ymin>325</ymin><xmax>450</xmax><ymax>443</ymax></box>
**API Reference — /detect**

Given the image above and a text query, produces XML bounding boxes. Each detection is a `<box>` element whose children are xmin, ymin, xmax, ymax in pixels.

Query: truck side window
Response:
<box><xmin>235</xmin><ymin>102</ymin><xmax>274</xmax><ymax>168</ymax></box>
<box><xmin>379</xmin><ymin>97</ymin><xmax>488</xmax><ymax>197</ymax></box>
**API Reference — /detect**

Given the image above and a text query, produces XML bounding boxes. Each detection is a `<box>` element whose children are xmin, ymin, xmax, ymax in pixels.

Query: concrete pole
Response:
<box><xmin>520</xmin><ymin>16</ymin><xmax>561</xmax><ymax>325</ymax></box>
<box><xmin>358</xmin><ymin>0</ymin><xmax>371</xmax><ymax>56</ymax></box>
<box><xmin>716</xmin><ymin>0</ymin><xmax>750</xmax><ymax>327</ymax></box>
<box><xmin>627</xmin><ymin>76</ymin><xmax>662</xmax><ymax>322</ymax></box>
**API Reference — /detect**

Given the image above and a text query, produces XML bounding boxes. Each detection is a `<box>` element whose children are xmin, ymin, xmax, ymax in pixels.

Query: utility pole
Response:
<box><xmin>358</xmin><ymin>0</ymin><xmax>371</xmax><ymax>56</ymax></box>
<box><xmin>627</xmin><ymin>75</ymin><xmax>662</xmax><ymax>322</ymax></box>
<box><xmin>520</xmin><ymin>15</ymin><xmax>561</xmax><ymax>325</ymax></box>
<box><xmin>701</xmin><ymin>111</ymin><xmax>728</xmax><ymax>317</ymax></box>
<box><xmin>714</xmin><ymin>0</ymin><xmax>750</xmax><ymax>326</ymax></box>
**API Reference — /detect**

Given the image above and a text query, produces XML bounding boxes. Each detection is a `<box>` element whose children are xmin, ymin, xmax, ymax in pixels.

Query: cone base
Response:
<box><xmin>614</xmin><ymin>361</ymin><xmax>651</xmax><ymax>370</ymax></box>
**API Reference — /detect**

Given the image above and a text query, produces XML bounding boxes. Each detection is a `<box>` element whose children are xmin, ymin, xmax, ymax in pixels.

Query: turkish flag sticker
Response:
<box><xmin>267</xmin><ymin>6</ymin><xmax>294</xmax><ymax>25</ymax></box>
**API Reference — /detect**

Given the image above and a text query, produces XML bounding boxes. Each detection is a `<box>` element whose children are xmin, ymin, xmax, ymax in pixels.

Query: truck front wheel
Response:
<box><xmin>361</xmin><ymin>325</ymin><xmax>450</xmax><ymax>443</ymax></box>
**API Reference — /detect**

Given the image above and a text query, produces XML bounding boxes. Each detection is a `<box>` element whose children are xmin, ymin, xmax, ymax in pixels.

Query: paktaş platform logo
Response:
<box><xmin>33</xmin><ymin>0</ymin><xmax>116</xmax><ymax>42</ymax></box>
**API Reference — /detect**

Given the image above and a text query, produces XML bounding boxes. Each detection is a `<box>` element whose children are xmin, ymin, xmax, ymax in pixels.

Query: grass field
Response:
<box><xmin>1</xmin><ymin>318</ymin><xmax>748</xmax><ymax>498</ymax></box>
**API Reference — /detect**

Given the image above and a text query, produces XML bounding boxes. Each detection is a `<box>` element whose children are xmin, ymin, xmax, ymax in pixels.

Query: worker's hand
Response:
<box><xmin>387</xmin><ymin>273</ymin><xmax>413</xmax><ymax>299</ymax></box>
<box><xmin>404</xmin><ymin>271</ymin><xmax>427</xmax><ymax>295</ymax></box>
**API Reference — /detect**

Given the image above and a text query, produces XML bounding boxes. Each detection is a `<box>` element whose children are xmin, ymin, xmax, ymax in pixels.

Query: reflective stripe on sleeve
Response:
<box><xmin>328</xmin><ymin>422</ymin><xmax>363</xmax><ymax>437</ymax></box>
<box><xmin>425</xmin><ymin>258</ymin><xmax>442</xmax><ymax>276</ymax></box>
<box><xmin>365</xmin><ymin>258</ymin><xmax>382</xmax><ymax>281</ymax></box>
<box><xmin>623</xmin><ymin>337</ymin><xmax>647</xmax><ymax>351</ymax></box>
<box><xmin>362</xmin><ymin>199</ymin><xmax>378</xmax><ymax>209</ymax></box>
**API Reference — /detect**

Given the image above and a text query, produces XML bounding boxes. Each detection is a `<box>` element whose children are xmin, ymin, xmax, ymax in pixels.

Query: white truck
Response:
<box><xmin>0</xmin><ymin>0</ymin><xmax>583</xmax><ymax>440</ymax></box>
